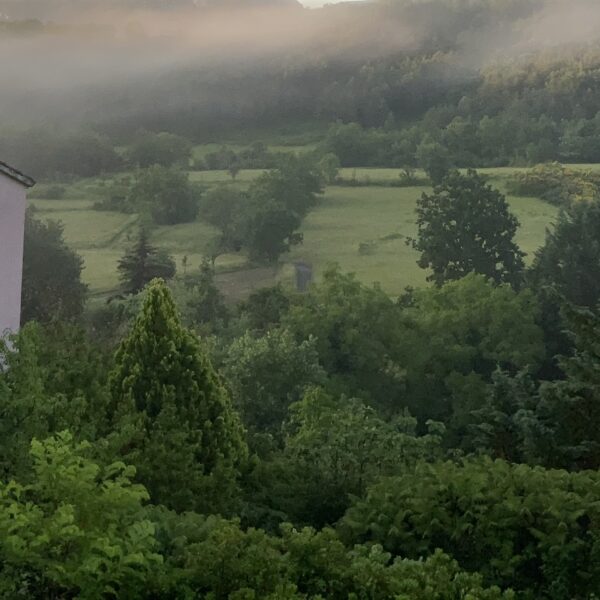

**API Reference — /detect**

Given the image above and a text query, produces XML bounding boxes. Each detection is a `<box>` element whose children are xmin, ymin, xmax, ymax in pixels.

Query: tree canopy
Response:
<box><xmin>530</xmin><ymin>200</ymin><xmax>600</xmax><ymax>309</ymax></box>
<box><xmin>413</xmin><ymin>170</ymin><xmax>525</xmax><ymax>287</ymax></box>
<box><xmin>109</xmin><ymin>279</ymin><xmax>247</xmax><ymax>513</ymax></box>
<box><xmin>127</xmin><ymin>166</ymin><xmax>199</xmax><ymax>225</ymax></box>
<box><xmin>21</xmin><ymin>209</ymin><xmax>87</xmax><ymax>324</ymax></box>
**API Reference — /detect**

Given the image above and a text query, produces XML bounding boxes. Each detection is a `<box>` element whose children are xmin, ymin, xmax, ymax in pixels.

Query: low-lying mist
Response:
<box><xmin>1</xmin><ymin>0</ymin><xmax>600</xmax><ymax>134</ymax></box>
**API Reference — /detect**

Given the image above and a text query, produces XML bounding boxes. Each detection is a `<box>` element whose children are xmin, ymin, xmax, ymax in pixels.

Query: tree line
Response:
<box><xmin>8</xmin><ymin>33</ymin><xmax>600</xmax><ymax>179</ymax></box>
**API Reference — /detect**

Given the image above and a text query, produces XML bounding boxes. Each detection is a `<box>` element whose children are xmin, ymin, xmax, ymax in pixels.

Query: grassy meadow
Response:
<box><xmin>29</xmin><ymin>164</ymin><xmax>560</xmax><ymax>301</ymax></box>
<box><xmin>285</xmin><ymin>186</ymin><xmax>556</xmax><ymax>295</ymax></box>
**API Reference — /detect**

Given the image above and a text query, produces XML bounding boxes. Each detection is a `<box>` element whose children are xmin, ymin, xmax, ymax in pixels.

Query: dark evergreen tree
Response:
<box><xmin>467</xmin><ymin>369</ymin><xmax>538</xmax><ymax>461</ymax></box>
<box><xmin>117</xmin><ymin>228</ymin><xmax>176</xmax><ymax>294</ymax></box>
<box><xmin>108</xmin><ymin>279</ymin><xmax>247</xmax><ymax>513</ymax></box>
<box><xmin>412</xmin><ymin>170</ymin><xmax>525</xmax><ymax>287</ymax></box>
<box><xmin>524</xmin><ymin>304</ymin><xmax>600</xmax><ymax>470</ymax></box>
<box><xmin>528</xmin><ymin>201</ymin><xmax>600</xmax><ymax>376</ymax></box>
<box><xmin>530</xmin><ymin>200</ymin><xmax>600</xmax><ymax>309</ymax></box>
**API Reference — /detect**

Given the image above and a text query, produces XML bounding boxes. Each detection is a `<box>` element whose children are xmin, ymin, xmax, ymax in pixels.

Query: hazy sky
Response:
<box><xmin>301</xmin><ymin>0</ymin><xmax>361</xmax><ymax>6</ymax></box>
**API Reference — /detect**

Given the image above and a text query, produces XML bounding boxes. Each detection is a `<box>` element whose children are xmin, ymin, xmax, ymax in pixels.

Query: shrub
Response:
<box><xmin>339</xmin><ymin>457</ymin><xmax>600</xmax><ymax>597</ymax></box>
<box><xmin>507</xmin><ymin>162</ymin><xmax>600</xmax><ymax>206</ymax></box>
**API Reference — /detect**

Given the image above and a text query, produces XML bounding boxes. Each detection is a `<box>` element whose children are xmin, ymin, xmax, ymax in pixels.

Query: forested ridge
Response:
<box><xmin>5</xmin><ymin>0</ymin><xmax>600</xmax><ymax>177</ymax></box>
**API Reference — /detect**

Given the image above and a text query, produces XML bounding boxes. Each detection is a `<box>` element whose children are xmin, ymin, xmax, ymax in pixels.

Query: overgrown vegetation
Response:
<box><xmin>7</xmin><ymin>0</ymin><xmax>600</xmax><ymax>596</ymax></box>
<box><xmin>13</xmin><ymin>155</ymin><xmax>600</xmax><ymax>596</ymax></box>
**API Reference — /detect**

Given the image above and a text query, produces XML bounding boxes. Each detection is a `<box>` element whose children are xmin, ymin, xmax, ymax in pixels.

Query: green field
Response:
<box><xmin>30</xmin><ymin>167</ymin><xmax>559</xmax><ymax>300</ymax></box>
<box><xmin>285</xmin><ymin>186</ymin><xmax>556</xmax><ymax>295</ymax></box>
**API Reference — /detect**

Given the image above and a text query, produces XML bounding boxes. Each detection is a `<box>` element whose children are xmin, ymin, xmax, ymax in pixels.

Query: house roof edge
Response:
<box><xmin>0</xmin><ymin>161</ymin><xmax>35</xmax><ymax>188</ymax></box>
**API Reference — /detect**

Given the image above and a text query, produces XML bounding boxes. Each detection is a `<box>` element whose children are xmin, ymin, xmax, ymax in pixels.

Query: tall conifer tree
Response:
<box><xmin>109</xmin><ymin>279</ymin><xmax>247</xmax><ymax>513</ymax></box>
<box><xmin>117</xmin><ymin>228</ymin><xmax>176</xmax><ymax>294</ymax></box>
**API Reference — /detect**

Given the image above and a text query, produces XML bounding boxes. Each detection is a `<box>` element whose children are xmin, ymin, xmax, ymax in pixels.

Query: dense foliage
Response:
<box><xmin>8</xmin><ymin>1</ymin><xmax>600</xmax><ymax>179</ymax></box>
<box><xmin>127</xmin><ymin>131</ymin><xmax>193</xmax><ymax>169</ymax></box>
<box><xmin>21</xmin><ymin>209</ymin><xmax>87</xmax><ymax>324</ymax></box>
<box><xmin>109</xmin><ymin>279</ymin><xmax>248</xmax><ymax>513</ymax></box>
<box><xmin>530</xmin><ymin>200</ymin><xmax>600</xmax><ymax>309</ymax></box>
<box><xmin>340</xmin><ymin>457</ymin><xmax>600</xmax><ymax>598</ymax></box>
<box><xmin>127</xmin><ymin>166</ymin><xmax>199</xmax><ymax>225</ymax></box>
<box><xmin>9</xmin><ymin>237</ymin><xmax>600</xmax><ymax>597</ymax></box>
<box><xmin>0</xmin><ymin>432</ymin><xmax>161</xmax><ymax>599</ymax></box>
<box><xmin>0</xmin><ymin>129</ymin><xmax>122</xmax><ymax>180</ymax></box>
<box><xmin>8</xmin><ymin>1</ymin><xmax>600</xmax><ymax>596</ymax></box>
<box><xmin>508</xmin><ymin>163</ymin><xmax>600</xmax><ymax>207</ymax></box>
<box><xmin>412</xmin><ymin>170</ymin><xmax>524</xmax><ymax>287</ymax></box>
<box><xmin>200</xmin><ymin>155</ymin><xmax>323</xmax><ymax>263</ymax></box>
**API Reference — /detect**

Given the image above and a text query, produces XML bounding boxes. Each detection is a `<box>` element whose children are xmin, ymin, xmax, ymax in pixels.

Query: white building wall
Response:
<box><xmin>0</xmin><ymin>174</ymin><xmax>26</xmax><ymax>336</ymax></box>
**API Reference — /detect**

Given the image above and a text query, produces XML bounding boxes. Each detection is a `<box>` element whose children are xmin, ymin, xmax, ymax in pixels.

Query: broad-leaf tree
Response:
<box><xmin>243</xmin><ymin>198</ymin><xmax>304</xmax><ymax>263</ymax></box>
<box><xmin>128</xmin><ymin>166</ymin><xmax>199</xmax><ymax>225</ymax></box>
<box><xmin>416</xmin><ymin>138</ymin><xmax>451</xmax><ymax>185</ymax></box>
<box><xmin>175</xmin><ymin>258</ymin><xmax>229</xmax><ymax>330</ymax></box>
<box><xmin>0</xmin><ymin>322</ymin><xmax>112</xmax><ymax>483</ymax></box>
<box><xmin>199</xmin><ymin>186</ymin><xmax>245</xmax><ymax>259</ymax></box>
<box><xmin>0</xmin><ymin>432</ymin><xmax>161</xmax><ymax>599</ymax></box>
<box><xmin>340</xmin><ymin>457</ymin><xmax>600</xmax><ymax>598</ymax></box>
<box><xmin>243</xmin><ymin>156</ymin><xmax>323</xmax><ymax>262</ymax></box>
<box><xmin>128</xmin><ymin>130</ymin><xmax>192</xmax><ymax>169</ymax></box>
<box><xmin>412</xmin><ymin>169</ymin><xmax>525</xmax><ymax>287</ymax></box>
<box><xmin>399</xmin><ymin>274</ymin><xmax>544</xmax><ymax>426</ymax></box>
<box><xmin>150</xmin><ymin>512</ymin><xmax>511</xmax><ymax>599</ymax></box>
<box><xmin>222</xmin><ymin>329</ymin><xmax>325</xmax><ymax>435</ymax></box>
<box><xmin>278</xmin><ymin>389</ymin><xmax>443</xmax><ymax>526</ymax></box>
<box><xmin>283</xmin><ymin>266</ymin><xmax>405</xmax><ymax>409</ymax></box>
<box><xmin>21</xmin><ymin>209</ymin><xmax>87</xmax><ymax>324</ymax></box>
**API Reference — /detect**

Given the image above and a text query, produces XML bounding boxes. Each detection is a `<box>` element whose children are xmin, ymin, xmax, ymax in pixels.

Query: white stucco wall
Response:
<box><xmin>0</xmin><ymin>174</ymin><xmax>26</xmax><ymax>336</ymax></box>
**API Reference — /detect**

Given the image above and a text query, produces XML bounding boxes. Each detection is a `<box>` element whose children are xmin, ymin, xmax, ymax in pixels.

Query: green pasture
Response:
<box><xmin>30</xmin><ymin>194</ymin><xmax>250</xmax><ymax>295</ymax></box>
<box><xmin>47</xmin><ymin>212</ymin><xmax>138</xmax><ymax>249</ymax></box>
<box><xmin>187</xmin><ymin>165</ymin><xmax>599</xmax><ymax>188</ymax></box>
<box><xmin>29</xmin><ymin>199</ymin><xmax>96</xmax><ymax>212</ymax></box>
<box><xmin>285</xmin><ymin>187</ymin><xmax>556</xmax><ymax>295</ymax></box>
<box><xmin>78</xmin><ymin>249</ymin><xmax>124</xmax><ymax>294</ymax></box>
<box><xmin>30</xmin><ymin>167</ymin><xmax>559</xmax><ymax>300</ymax></box>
